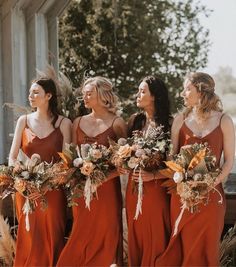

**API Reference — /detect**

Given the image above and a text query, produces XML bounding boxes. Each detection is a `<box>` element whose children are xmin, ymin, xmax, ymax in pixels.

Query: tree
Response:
<box><xmin>59</xmin><ymin>0</ymin><xmax>210</xmax><ymax>116</ymax></box>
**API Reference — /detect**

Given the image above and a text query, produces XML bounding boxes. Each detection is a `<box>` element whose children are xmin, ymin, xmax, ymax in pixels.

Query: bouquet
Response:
<box><xmin>110</xmin><ymin>124</ymin><xmax>171</xmax><ymax>219</ymax></box>
<box><xmin>162</xmin><ymin>143</ymin><xmax>222</xmax><ymax>235</ymax></box>
<box><xmin>0</xmin><ymin>151</ymin><xmax>53</xmax><ymax>231</ymax></box>
<box><xmin>55</xmin><ymin>143</ymin><xmax>112</xmax><ymax>209</ymax></box>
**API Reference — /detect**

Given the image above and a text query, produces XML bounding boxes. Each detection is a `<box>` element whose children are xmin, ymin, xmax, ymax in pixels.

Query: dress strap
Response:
<box><xmin>111</xmin><ymin>116</ymin><xmax>119</xmax><ymax>127</ymax></box>
<box><xmin>25</xmin><ymin>114</ymin><xmax>28</xmax><ymax>128</ymax></box>
<box><xmin>57</xmin><ymin>116</ymin><xmax>65</xmax><ymax>128</ymax></box>
<box><xmin>219</xmin><ymin>113</ymin><xmax>225</xmax><ymax>126</ymax></box>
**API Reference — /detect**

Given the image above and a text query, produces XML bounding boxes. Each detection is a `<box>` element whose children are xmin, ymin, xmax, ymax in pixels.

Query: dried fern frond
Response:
<box><xmin>58</xmin><ymin>71</ymin><xmax>73</xmax><ymax>97</ymax></box>
<box><xmin>220</xmin><ymin>223</ymin><xmax>236</xmax><ymax>266</ymax></box>
<box><xmin>0</xmin><ymin>215</ymin><xmax>16</xmax><ymax>267</ymax></box>
<box><xmin>36</xmin><ymin>64</ymin><xmax>58</xmax><ymax>83</ymax></box>
<box><xmin>3</xmin><ymin>103</ymin><xmax>31</xmax><ymax>114</ymax></box>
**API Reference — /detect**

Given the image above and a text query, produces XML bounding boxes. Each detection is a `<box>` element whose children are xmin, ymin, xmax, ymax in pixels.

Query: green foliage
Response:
<box><xmin>59</xmin><ymin>0</ymin><xmax>210</xmax><ymax>116</ymax></box>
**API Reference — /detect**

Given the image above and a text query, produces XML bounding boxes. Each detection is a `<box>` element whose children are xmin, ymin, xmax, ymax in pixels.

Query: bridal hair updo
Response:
<box><xmin>82</xmin><ymin>76</ymin><xmax>118</xmax><ymax>114</ymax></box>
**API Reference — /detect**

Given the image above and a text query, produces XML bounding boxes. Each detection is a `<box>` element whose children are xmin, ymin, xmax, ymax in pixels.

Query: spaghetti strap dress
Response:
<box><xmin>57</xmin><ymin>117</ymin><xmax>123</xmax><ymax>266</ymax></box>
<box><xmin>14</xmin><ymin>117</ymin><xmax>67</xmax><ymax>267</ymax></box>
<box><xmin>155</xmin><ymin>115</ymin><xmax>226</xmax><ymax>266</ymax></box>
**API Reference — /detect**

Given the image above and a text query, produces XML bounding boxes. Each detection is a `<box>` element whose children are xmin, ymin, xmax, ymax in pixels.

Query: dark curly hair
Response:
<box><xmin>33</xmin><ymin>78</ymin><xmax>59</xmax><ymax>127</ymax></box>
<box><xmin>128</xmin><ymin>76</ymin><xmax>170</xmax><ymax>136</ymax></box>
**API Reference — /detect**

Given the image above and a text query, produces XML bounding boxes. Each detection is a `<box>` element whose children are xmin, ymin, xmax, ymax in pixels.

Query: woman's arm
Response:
<box><xmin>170</xmin><ymin>113</ymin><xmax>184</xmax><ymax>155</ymax></box>
<box><xmin>60</xmin><ymin>117</ymin><xmax>72</xmax><ymax>149</ymax></box>
<box><xmin>8</xmin><ymin>115</ymin><xmax>27</xmax><ymax>166</ymax></box>
<box><xmin>72</xmin><ymin>117</ymin><xmax>81</xmax><ymax>145</ymax></box>
<box><xmin>215</xmin><ymin>114</ymin><xmax>235</xmax><ymax>185</ymax></box>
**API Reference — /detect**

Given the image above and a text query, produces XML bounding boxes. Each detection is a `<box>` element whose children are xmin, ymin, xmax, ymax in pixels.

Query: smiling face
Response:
<box><xmin>28</xmin><ymin>83</ymin><xmax>51</xmax><ymax>108</ymax></box>
<box><xmin>181</xmin><ymin>79</ymin><xmax>201</xmax><ymax>107</ymax></box>
<box><xmin>82</xmin><ymin>83</ymin><xmax>98</xmax><ymax>109</ymax></box>
<box><xmin>136</xmin><ymin>81</ymin><xmax>154</xmax><ymax>109</ymax></box>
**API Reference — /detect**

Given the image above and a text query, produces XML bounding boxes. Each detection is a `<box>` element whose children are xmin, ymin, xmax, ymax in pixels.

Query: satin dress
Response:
<box><xmin>14</xmin><ymin>118</ymin><xmax>67</xmax><ymax>267</ymax></box>
<box><xmin>57</xmin><ymin>117</ymin><xmax>123</xmax><ymax>266</ymax></box>
<box><xmin>155</xmin><ymin>119</ymin><xmax>226</xmax><ymax>266</ymax></box>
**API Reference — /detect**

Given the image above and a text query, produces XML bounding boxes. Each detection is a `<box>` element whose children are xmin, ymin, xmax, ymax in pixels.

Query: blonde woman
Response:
<box><xmin>156</xmin><ymin>72</ymin><xmax>235</xmax><ymax>266</ymax></box>
<box><xmin>57</xmin><ymin>77</ymin><xmax>127</xmax><ymax>266</ymax></box>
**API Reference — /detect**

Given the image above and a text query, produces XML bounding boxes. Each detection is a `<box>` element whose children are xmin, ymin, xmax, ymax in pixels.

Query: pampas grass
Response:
<box><xmin>220</xmin><ymin>223</ymin><xmax>236</xmax><ymax>267</ymax></box>
<box><xmin>0</xmin><ymin>215</ymin><xmax>16</xmax><ymax>267</ymax></box>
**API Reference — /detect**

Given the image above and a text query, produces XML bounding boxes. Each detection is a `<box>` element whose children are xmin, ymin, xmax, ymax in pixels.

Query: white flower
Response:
<box><xmin>81</xmin><ymin>144</ymin><xmax>91</xmax><ymax>158</ymax></box>
<box><xmin>157</xmin><ymin>140</ymin><xmax>166</xmax><ymax>153</ymax></box>
<box><xmin>73</xmin><ymin>157</ymin><xmax>83</xmax><ymax>167</ymax></box>
<box><xmin>21</xmin><ymin>171</ymin><xmax>30</xmax><ymax>179</ymax></box>
<box><xmin>117</xmin><ymin>138</ymin><xmax>127</xmax><ymax>146</ymax></box>
<box><xmin>127</xmin><ymin>157</ymin><xmax>139</xmax><ymax>169</ymax></box>
<box><xmin>173</xmin><ymin>172</ymin><xmax>184</xmax><ymax>183</ymax></box>
<box><xmin>135</xmin><ymin>149</ymin><xmax>145</xmax><ymax>158</ymax></box>
<box><xmin>193</xmin><ymin>173</ymin><xmax>202</xmax><ymax>181</ymax></box>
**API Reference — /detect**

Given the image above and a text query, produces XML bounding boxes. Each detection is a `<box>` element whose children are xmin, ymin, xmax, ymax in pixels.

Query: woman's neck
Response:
<box><xmin>34</xmin><ymin>108</ymin><xmax>52</xmax><ymax>122</ymax></box>
<box><xmin>90</xmin><ymin>108</ymin><xmax>113</xmax><ymax>120</ymax></box>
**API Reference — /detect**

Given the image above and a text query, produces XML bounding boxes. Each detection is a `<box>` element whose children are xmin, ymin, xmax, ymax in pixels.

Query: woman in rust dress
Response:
<box><xmin>57</xmin><ymin>76</ymin><xmax>127</xmax><ymax>266</ymax></box>
<box><xmin>155</xmin><ymin>72</ymin><xmax>235</xmax><ymax>266</ymax></box>
<box><xmin>125</xmin><ymin>76</ymin><xmax>171</xmax><ymax>266</ymax></box>
<box><xmin>9</xmin><ymin>78</ymin><xmax>71</xmax><ymax>267</ymax></box>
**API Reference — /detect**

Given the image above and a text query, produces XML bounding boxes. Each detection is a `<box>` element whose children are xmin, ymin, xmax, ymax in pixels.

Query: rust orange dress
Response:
<box><xmin>57</xmin><ymin>117</ymin><xmax>123</xmax><ymax>266</ymax></box>
<box><xmin>126</xmin><ymin>178</ymin><xmax>171</xmax><ymax>266</ymax></box>
<box><xmin>14</xmin><ymin>117</ymin><xmax>67</xmax><ymax>267</ymax></box>
<box><xmin>155</xmin><ymin>119</ymin><xmax>226</xmax><ymax>266</ymax></box>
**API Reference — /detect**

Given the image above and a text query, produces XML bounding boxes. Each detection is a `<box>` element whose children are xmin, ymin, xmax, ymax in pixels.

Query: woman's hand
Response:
<box><xmin>131</xmin><ymin>169</ymin><xmax>155</xmax><ymax>182</ymax></box>
<box><xmin>118</xmin><ymin>167</ymin><xmax>131</xmax><ymax>175</ymax></box>
<box><xmin>27</xmin><ymin>192</ymin><xmax>43</xmax><ymax>201</ymax></box>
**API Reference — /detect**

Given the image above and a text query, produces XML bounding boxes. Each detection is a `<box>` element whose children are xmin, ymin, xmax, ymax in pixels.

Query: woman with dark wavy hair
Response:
<box><xmin>9</xmin><ymin>77</ymin><xmax>71</xmax><ymax>266</ymax></box>
<box><xmin>155</xmin><ymin>72</ymin><xmax>235</xmax><ymax>266</ymax></box>
<box><xmin>125</xmin><ymin>76</ymin><xmax>171</xmax><ymax>266</ymax></box>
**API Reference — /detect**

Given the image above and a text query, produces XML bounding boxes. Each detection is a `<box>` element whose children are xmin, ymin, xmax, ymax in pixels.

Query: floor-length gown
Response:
<box><xmin>57</xmin><ymin>117</ymin><xmax>123</xmax><ymax>266</ymax></box>
<box><xmin>155</xmin><ymin>118</ymin><xmax>226</xmax><ymax>266</ymax></box>
<box><xmin>14</xmin><ymin>117</ymin><xmax>67</xmax><ymax>267</ymax></box>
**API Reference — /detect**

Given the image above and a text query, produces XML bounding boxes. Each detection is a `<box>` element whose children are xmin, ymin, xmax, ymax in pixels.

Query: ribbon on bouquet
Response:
<box><xmin>22</xmin><ymin>198</ymin><xmax>32</xmax><ymax>231</ymax></box>
<box><xmin>134</xmin><ymin>167</ymin><xmax>143</xmax><ymax>220</ymax></box>
<box><xmin>173</xmin><ymin>184</ymin><xmax>223</xmax><ymax>237</ymax></box>
<box><xmin>84</xmin><ymin>176</ymin><xmax>98</xmax><ymax>210</ymax></box>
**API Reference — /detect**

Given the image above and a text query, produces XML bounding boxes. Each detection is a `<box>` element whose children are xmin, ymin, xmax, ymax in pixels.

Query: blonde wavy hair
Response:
<box><xmin>82</xmin><ymin>76</ymin><xmax>119</xmax><ymax>114</ymax></box>
<box><xmin>183</xmin><ymin>72</ymin><xmax>223</xmax><ymax>119</ymax></box>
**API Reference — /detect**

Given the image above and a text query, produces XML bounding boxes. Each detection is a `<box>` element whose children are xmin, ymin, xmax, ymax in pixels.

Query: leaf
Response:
<box><xmin>188</xmin><ymin>148</ymin><xmax>206</xmax><ymax>171</ymax></box>
<box><xmin>58</xmin><ymin>152</ymin><xmax>72</xmax><ymax>167</ymax></box>
<box><xmin>159</xmin><ymin>168</ymin><xmax>175</xmax><ymax>179</ymax></box>
<box><xmin>164</xmin><ymin>161</ymin><xmax>183</xmax><ymax>172</ymax></box>
<box><xmin>194</xmin><ymin>159</ymin><xmax>208</xmax><ymax>173</ymax></box>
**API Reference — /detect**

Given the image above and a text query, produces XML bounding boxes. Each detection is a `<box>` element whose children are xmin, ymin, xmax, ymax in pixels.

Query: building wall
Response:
<box><xmin>0</xmin><ymin>0</ymin><xmax>70</xmax><ymax>163</ymax></box>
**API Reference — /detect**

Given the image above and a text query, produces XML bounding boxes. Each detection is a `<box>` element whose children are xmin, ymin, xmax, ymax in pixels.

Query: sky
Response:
<box><xmin>201</xmin><ymin>0</ymin><xmax>236</xmax><ymax>76</ymax></box>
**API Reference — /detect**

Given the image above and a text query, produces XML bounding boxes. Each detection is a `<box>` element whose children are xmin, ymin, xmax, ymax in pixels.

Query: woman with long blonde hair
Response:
<box><xmin>57</xmin><ymin>76</ymin><xmax>127</xmax><ymax>266</ymax></box>
<box><xmin>156</xmin><ymin>72</ymin><xmax>235</xmax><ymax>266</ymax></box>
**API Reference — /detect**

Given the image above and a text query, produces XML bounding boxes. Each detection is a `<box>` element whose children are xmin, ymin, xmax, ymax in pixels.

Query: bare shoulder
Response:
<box><xmin>221</xmin><ymin>113</ymin><xmax>234</xmax><ymax>129</ymax></box>
<box><xmin>128</xmin><ymin>113</ymin><xmax>137</xmax><ymax>125</ymax></box>
<box><xmin>60</xmin><ymin>116</ymin><xmax>72</xmax><ymax>127</ymax></box>
<box><xmin>113</xmin><ymin>116</ymin><xmax>127</xmax><ymax>138</ymax></box>
<box><xmin>72</xmin><ymin>116</ymin><xmax>82</xmax><ymax>131</ymax></box>
<box><xmin>16</xmin><ymin>114</ymin><xmax>27</xmax><ymax>128</ymax></box>
<box><xmin>172</xmin><ymin>112</ymin><xmax>184</xmax><ymax>130</ymax></box>
<box><xmin>113</xmin><ymin>116</ymin><xmax>127</xmax><ymax>128</ymax></box>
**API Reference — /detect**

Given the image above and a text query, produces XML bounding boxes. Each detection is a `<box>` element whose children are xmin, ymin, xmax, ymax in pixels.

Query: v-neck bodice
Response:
<box><xmin>22</xmin><ymin>126</ymin><xmax>63</xmax><ymax>163</ymax></box>
<box><xmin>179</xmin><ymin>121</ymin><xmax>223</xmax><ymax>165</ymax></box>
<box><xmin>76</xmin><ymin>117</ymin><xmax>118</xmax><ymax>146</ymax></box>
